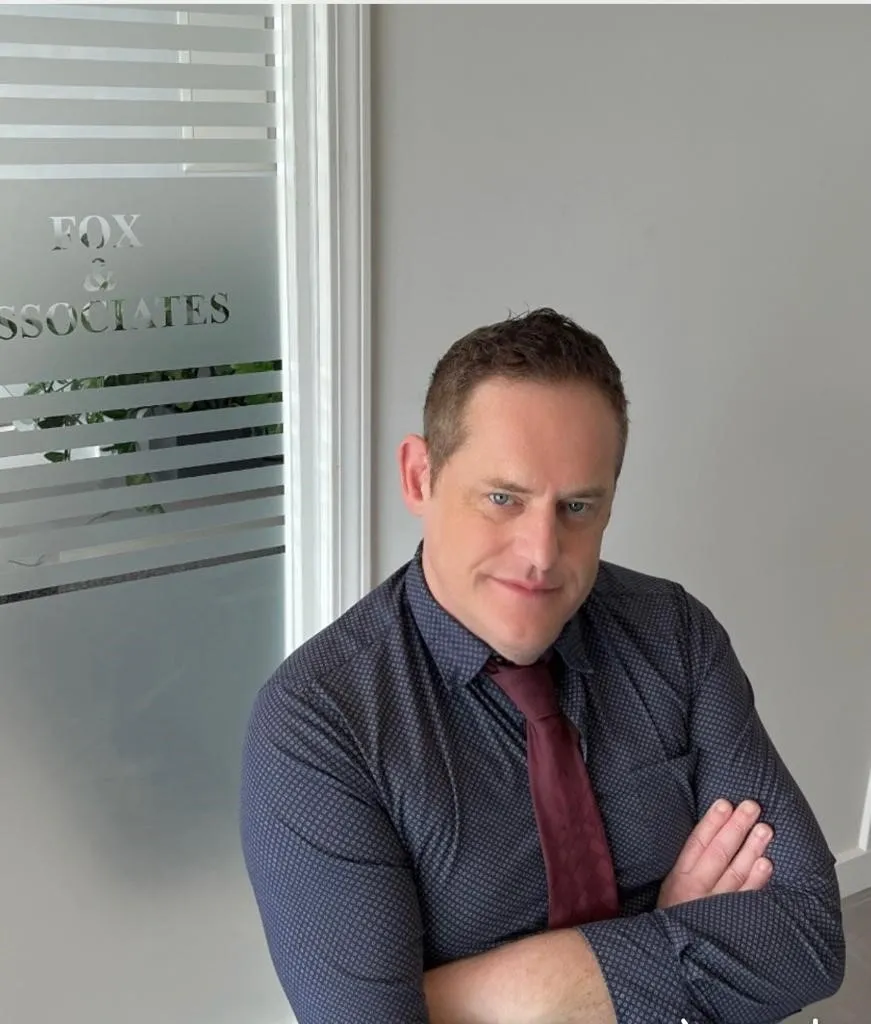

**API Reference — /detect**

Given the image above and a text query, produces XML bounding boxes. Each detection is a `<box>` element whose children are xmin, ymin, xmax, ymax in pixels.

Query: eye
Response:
<box><xmin>488</xmin><ymin>492</ymin><xmax>513</xmax><ymax>507</ymax></box>
<box><xmin>564</xmin><ymin>500</ymin><xmax>591</xmax><ymax>516</ymax></box>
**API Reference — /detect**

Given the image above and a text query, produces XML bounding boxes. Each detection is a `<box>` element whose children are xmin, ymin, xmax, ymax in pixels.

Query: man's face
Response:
<box><xmin>404</xmin><ymin>377</ymin><xmax>621</xmax><ymax>665</ymax></box>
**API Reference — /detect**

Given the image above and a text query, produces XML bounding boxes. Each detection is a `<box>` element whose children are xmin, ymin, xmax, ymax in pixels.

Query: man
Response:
<box><xmin>240</xmin><ymin>309</ymin><xmax>845</xmax><ymax>1023</ymax></box>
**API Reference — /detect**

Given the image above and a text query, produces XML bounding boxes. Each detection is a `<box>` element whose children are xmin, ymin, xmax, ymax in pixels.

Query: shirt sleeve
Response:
<box><xmin>577</xmin><ymin>587</ymin><xmax>846</xmax><ymax>1024</ymax></box>
<box><xmin>240</xmin><ymin>668</ymin><xmax>430</xmax><ymax>1024</ymax></box>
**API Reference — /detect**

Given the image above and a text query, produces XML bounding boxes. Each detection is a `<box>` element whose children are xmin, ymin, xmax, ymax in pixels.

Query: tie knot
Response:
<box><xmin>484</xmin><ymin>657</ymin><xmax>560</xmax><ymax>721</ymax></box>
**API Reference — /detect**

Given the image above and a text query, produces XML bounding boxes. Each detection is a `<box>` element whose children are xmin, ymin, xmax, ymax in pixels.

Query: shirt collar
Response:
<box><xmin>404</xmin><ymin>543</ymin><xmax>593</xmax><ymax>690</ymax></box>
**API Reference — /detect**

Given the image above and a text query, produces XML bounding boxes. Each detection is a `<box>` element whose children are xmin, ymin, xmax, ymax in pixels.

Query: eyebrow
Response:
<box><xmin>483</xmin><ymin>478</ymin><xmax>608</xmax><ymax>500</ymax></box>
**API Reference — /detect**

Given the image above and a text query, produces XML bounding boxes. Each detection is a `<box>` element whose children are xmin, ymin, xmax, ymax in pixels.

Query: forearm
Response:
<box><xmin>578</xmin><ymin>883</ymin><xmax>844</xmax><ymax>1023</ymax></box>
<box><xmin>423</xmin><ymin>880</ymin><xmax>843</xmax><ymax>1024</ymax></box>
<box><xmin>423</xmin><ymin>928</ymin><xmax>616</xmax><ymax>1024</ymax></box>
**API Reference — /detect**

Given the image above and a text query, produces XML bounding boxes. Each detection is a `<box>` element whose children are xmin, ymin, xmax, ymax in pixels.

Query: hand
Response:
<box><xmin>656</xmin><ymin>799</ymin><xmax>774</xmax><ymax>909</ymax></box>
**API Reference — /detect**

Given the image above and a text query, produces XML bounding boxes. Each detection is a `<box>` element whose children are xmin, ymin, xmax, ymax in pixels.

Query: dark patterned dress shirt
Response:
<box><xmin>240</xmin><ymin>545</ymin><xmax>845</xmax><ymax>1023</ymax></box>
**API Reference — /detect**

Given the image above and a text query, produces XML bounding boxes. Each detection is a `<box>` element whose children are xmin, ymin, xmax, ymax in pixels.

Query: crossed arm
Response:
<box><xmin>425</xmin><ymin>926</ymin><xmax>612</xmax><ymax>1024</ymax></box>
<box><xmin>423</xmin><ymin>652</ymin><xmax>844</xmax><ymax>1023</ymax></box>
<box><xmin>421</xmin><ymin>608</ymin><xmax>845</xmax><ymax>1023</ymax></box>
<box><xmin>424</xmin><ymin>797</ymin><xmax>776</xmax><ymax>1024</ymax></box>
<box><xmin>241</xmin><ymin>600</ymin><xmax>845</xmax><ymax>1024</ymax></box>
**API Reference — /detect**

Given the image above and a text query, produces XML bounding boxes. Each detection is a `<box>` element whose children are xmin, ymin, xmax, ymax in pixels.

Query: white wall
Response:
<box><xmin>371</xmin><ymin>5</ymin><xmax>871</xmax><ymax>893</ymax></box>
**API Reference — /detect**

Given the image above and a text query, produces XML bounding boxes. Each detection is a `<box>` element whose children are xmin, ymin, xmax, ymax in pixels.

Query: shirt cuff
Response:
<box><xmin>579</xmin><ymin>910</ymin><xmax>707</xmax><ymax>1024</ymax></box>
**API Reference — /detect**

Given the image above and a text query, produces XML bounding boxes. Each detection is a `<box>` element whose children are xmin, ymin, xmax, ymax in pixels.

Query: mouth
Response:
<box><xmin>494</xmin><ymin>578</ymin><xmax>560</xmax><ymax>598</ymax></box>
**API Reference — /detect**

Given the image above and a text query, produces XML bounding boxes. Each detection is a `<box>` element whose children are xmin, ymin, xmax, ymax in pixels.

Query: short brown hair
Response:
<box><xmin>423</xmin><ymin>307</ymin><xmax>629</xmax><ymax>487</ymax></box>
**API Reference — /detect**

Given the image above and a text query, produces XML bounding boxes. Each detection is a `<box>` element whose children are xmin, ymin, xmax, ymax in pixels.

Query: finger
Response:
<box><xmin>738</xmin><ymin>857</ymin><xmax>774</xmax><ymax>892</ymax></box>
<box><xmin>689</xmin><ymin>800</ymin><xmax>762</xmax><ymax>892</ymax></box>
<box><xmin>670</xmin><ymin>799</ymin><xmax>734</xmax><ymax>875</ymax></box>
<box><xmin>709</xmin><ymin>822</ymin><xmax>773</xmax><ymax>895</ymax></box>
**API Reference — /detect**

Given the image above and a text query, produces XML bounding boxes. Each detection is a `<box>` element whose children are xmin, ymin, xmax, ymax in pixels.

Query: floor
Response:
<box><xmin>784</xmin><ymin>886</ymin><xmax>871</xmax><ymax>1023</ymax></box>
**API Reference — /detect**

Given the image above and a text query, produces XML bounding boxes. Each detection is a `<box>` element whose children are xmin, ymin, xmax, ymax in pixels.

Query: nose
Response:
<box><xmin>514</xmin><ymin>506</ymin><xmax>560</xmax><ymax>574</ymax></box>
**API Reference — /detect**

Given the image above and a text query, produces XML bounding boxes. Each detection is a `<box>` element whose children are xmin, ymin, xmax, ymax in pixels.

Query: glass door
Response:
<box><xmin>0</xmin><ymin>6</ymin><xmax>297</xmax><ymax>1022</ymax></box>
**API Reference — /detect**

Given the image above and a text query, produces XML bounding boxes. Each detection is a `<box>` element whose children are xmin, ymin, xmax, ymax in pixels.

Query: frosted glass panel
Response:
<box><xmin>0</xmin><ymin>6</ymin><xmax>292</xmax><ymax>1023</ymax></box>
<box><xmin>0</xmin><ymin>177</ymin><xmax>283</xmax><ymax>596</ymax></box>
<box><xmin>0</xmin><ymin>560</ymin><xmax>289</xmax><ymax>1024</ymax></box>
<box><xmin>0</xmin><ymin>3</ymin><xmax>277</xmax><ymax>178</ymax></box>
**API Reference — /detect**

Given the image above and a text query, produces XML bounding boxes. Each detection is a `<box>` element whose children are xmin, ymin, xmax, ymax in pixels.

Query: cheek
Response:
<box><xmin>457</xmin><ymin>516</ymin><xmax>513</xmax><ymax>570</ymax></box>
<box><xmin>563</xmin><ymin>527</ymin><xmax>606</xmax><ymax>569</ymax></box>
<box><xmin>431</xmin><ymin>504</ymin><xmax>495</xmax><ymax>557</ymax></box>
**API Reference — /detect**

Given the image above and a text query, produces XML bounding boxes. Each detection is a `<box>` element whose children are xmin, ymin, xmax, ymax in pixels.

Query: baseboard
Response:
<box><xmin>836</xmin><ymin>766</ymin><xmax>871</xmax><ymax>898</ymax></box>
<box><xmin>836</xmin><ymin>847</ymin><xmax>871</xmax><ymax>898</ymax></box>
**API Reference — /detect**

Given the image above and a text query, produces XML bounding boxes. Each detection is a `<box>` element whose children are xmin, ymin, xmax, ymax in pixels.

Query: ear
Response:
<box><xmin>397</xmin><ymin>434</ymin><xmax>431</xmax><ymax>515</ymax></box>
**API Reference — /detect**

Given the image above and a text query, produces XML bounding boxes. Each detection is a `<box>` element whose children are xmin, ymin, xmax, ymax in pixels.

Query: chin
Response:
<box><xmin>491</xmin><ymin>620</ymin><xmax>561</xmax><ymax>654</ymax></box>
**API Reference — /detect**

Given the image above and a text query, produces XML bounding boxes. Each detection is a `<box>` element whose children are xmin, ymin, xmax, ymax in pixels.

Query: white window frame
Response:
<box><xmin>279</xmin><ymin>4</ymin><xmax>371</xmax><ymax>653</ymax></box>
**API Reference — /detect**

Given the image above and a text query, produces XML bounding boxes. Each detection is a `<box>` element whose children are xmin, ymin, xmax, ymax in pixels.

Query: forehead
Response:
<box><xmin>454</xmin><ymin>377</ymin><xmax>620</xmax><ymax>477</ymax></box>
<box><xmin>463</xmin><ymin>377</ymin><xmax>615</xmax><ymax>433</ymax></box>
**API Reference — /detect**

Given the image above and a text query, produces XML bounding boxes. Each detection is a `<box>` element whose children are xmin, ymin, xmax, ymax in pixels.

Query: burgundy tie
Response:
<box><xmin>486</xmin><ymin>656</ymin><xmax>619</xmax><ymax>929</ymax></box>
